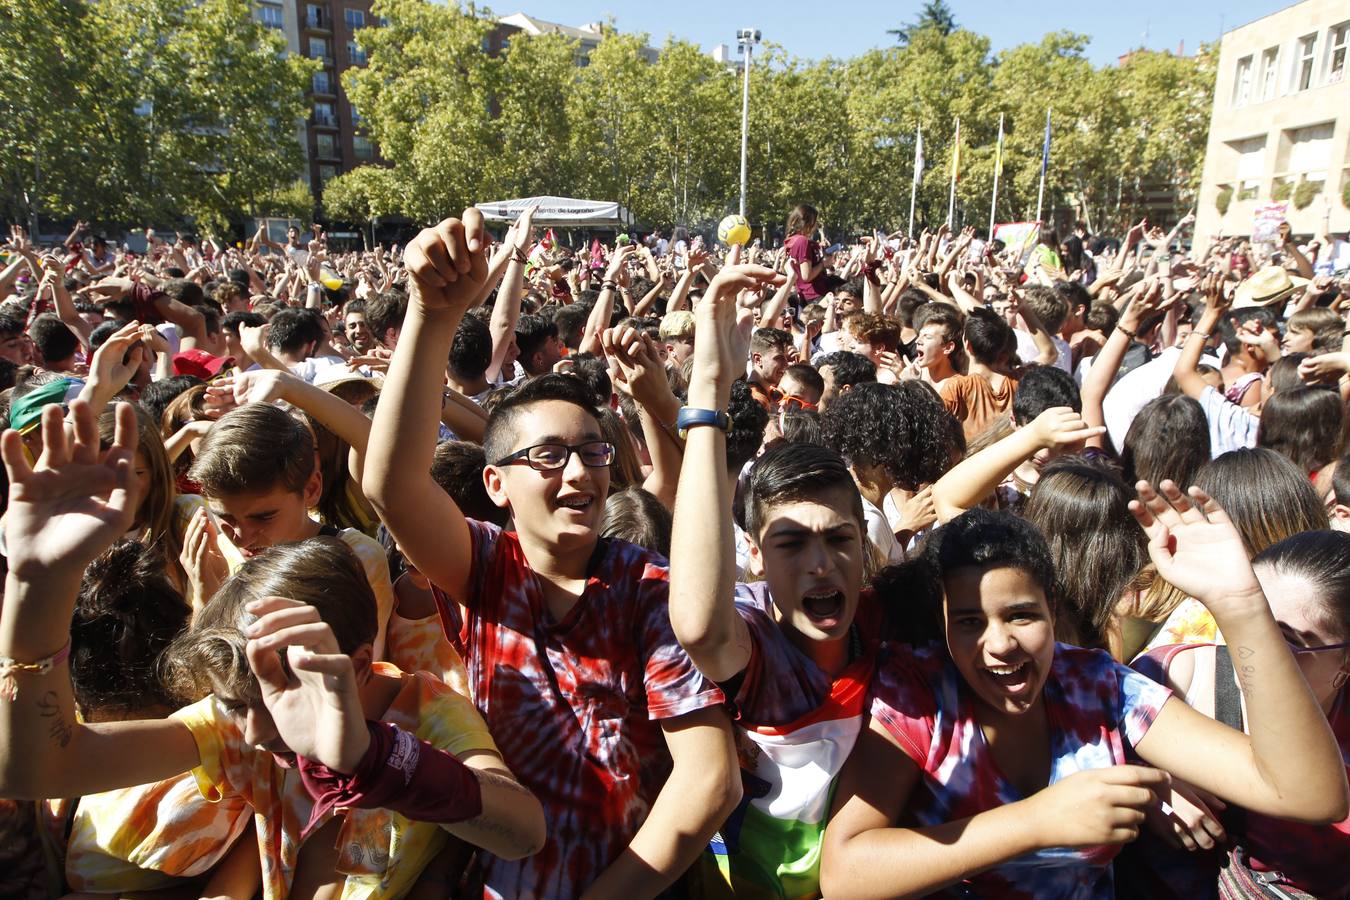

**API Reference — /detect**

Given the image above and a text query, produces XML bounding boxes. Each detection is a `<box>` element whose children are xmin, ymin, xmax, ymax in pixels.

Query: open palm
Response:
<box><xmin>1</xmin><ymin>401</ymin><xmax>140</xmax><ymax>579</ymax></box>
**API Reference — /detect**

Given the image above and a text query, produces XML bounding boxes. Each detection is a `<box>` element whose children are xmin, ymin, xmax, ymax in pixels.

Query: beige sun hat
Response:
<box><xmin>1232</xmin><ymin>265</ymin><xmax>1310</xmax><ymax>310</ymax></box>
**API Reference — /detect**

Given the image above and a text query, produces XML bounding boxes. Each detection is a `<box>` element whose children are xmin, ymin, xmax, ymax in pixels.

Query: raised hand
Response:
<box><xmin>203</xmin><ymin>370</ymin><xmax>290</xmax><ymax>418</ymax></box>
<box><xmin>0</xmin><ymin>400</ymin><xmax>140</xmax><ymax>580</ymax></box>
<box><xmin>690</xmin><ymin>264</ymin><xmax>784</xmax><ymax>404</ymax></box>
<box><xmin>1128</xmin><ymin>480</ymin><xmax>1265</xmax><ymax>616</ymax></box>
<box><xmin>243</xmin><ymin>596</ymin><xmax>369</xmax><ymax>773</ymax></box>
<box><xmin>1023</xmin><ymin>766</ymin><xmax>1170</xmax><ymax>849</ymax></box>
<box><xmin>403</xmin><ymin>210</ymin><xmax>489</xmax><ymax>314</ymax></box>
<box><xmin>602</xmin><ymin>324</ymin><xmax>668</xmax><ymax>410</ymax></box>
<box><xmin>1028</xmin><ymin>406</ymin><xmax>1105</xmax><ymax>451</ymax></box>
<box><xmin>179</xmin><ymin>506</ymin><xmax>228</xmax><ymax>606</ymax></box>
<box><xmin>83</xmin><ymin>321</ymin><xmax>150</xmax><ymax>404</ymax></box>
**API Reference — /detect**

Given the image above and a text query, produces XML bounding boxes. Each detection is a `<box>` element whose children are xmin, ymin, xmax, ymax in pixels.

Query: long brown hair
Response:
<box><xmin>100</xmin><ymin>404</ymin><xmax>184</xmax><ymax>586</ymax></box>
<box><xmin>1024</xmin><ymin>458</ymin><xmax>1148</xmax><ymax>651</ymax></box>
<box><xmin>786</xmin><ymin>203</ymin><xmax>819</xmax><ymax>237</ymax></box>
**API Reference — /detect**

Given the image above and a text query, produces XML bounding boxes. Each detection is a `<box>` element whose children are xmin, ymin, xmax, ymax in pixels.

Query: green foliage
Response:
<box><xmin>1343</xmin><ymin>178</ymin><xmax>1350</xmax><ymax>210</ymax></box>
<box><xmin>1272</xmin><ymin>180</ymin><xmax>1294</xmax><ymax>202</ymax></box>
<box><xmin>888</xmin><ymin>1</ymin><xmax>958</xmax><ymax>44</ymax></box>
<box><xmin>1215</xmin><ymin>185</ymin><xmax>1233</xmax><ymax>215</ymax></box>
<box><xmin>0</xmin><ymin>0</ymin><xmax>311</xmax><ymax>231</ymax></box>
<box><xmin>1292</xmin><ymin>179</ymin><xmax>1319</xmax><ymax>210</ymax></box>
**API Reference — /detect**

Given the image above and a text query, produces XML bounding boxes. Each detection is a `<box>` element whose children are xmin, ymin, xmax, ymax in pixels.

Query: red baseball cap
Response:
<box><xmin>172</xmin><ymin>349</ymin><xmax>234</xmax><ymax>379</ymax></box>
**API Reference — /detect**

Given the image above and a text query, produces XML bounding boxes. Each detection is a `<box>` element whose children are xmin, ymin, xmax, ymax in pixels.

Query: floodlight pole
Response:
<box><xmin>738</xmin><ymin>28</ymin><xmax>760</xmax><ymax>218</ymax></box>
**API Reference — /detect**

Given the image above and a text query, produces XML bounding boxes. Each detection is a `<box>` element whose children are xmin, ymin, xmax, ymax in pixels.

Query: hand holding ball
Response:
<box><xmin>718</xmin><ymin>214</ymin><xmax>751</xmax><ymax>246</ymax></box>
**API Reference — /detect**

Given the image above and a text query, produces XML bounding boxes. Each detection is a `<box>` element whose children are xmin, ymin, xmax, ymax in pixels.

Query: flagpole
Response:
<box><xmin>988</xmin><ymin>113</ymin><xmax>1004</xmax><ymax>239</ymax></box>
<box><xmin>947</xmin><ymin>119</ymin><xmax>959</xmax><ymax>229</ymax></box>
<box><xmin>1035</xmin><ymin>108</ymin><xmax>1051</xmax><ymax>225</ymax></box>
<box><xmin>908</xmin><ymin>127</ymin><xmax>921</xmax><ymax>238</ymax></box>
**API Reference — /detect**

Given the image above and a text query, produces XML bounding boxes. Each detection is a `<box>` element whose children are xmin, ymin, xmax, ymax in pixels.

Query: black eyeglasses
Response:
<box><xmin>494</xmin><ymin>441</ymin><xmax>616</xmax><ymax>471</ymax></box>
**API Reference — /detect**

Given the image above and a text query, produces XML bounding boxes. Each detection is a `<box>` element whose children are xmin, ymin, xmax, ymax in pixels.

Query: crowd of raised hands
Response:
<box><xmin>0</xmin><ymin>200</ymin><xmax>1347</xmax><ymax>899</ymax></box>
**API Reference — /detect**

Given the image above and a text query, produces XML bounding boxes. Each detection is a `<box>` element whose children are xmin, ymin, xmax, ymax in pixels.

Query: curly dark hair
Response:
<box><xmin>1012</xmin><ymin>365</ymin><xmax>1080</xmax><ymax>425</ymax></box>
<box><xmin>821</xmin><ymin>381</ymin><xmax>964</xmax><ymax>490</ymax></box>
<box><xmin>727</xmin><ymin>378</ymin><xmax>769</xmax><ymax>474</ymax></box>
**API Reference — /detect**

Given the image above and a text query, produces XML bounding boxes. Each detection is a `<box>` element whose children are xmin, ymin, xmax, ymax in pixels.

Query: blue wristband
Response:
<box><xmin>677</xmin><ymin>406</ymin><xmax>730</xmax><ymax>439</ymax></box>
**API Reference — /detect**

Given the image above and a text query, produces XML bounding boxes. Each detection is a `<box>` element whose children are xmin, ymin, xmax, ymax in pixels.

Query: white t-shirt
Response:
<box><xmin>1013</xmin><ymin>329</ymin><xmax>1071</xmax><ymax>373</ymax></box>
<box><xmin>1101</xmin><ymin>347</ymin><xmax>1223</xmax><ymax>452</ymax></box>
<box><xmin>862</xmin><ymin>495</ymin><xmax>903</xmax><ymax>564</ymax></box>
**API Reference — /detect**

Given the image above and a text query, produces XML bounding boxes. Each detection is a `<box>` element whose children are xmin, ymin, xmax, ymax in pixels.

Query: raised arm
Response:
<box><xmin>365</xmin><ymin>213</ymin><xmax>489</xmax><ymax>602</ymax></box>
<box><xmin>1130</xmin><ymin>482</ymin><xmax>1349</xmax><ymax>824</ymax></box>
<box><xmin>0</xmin><ymin>401</ymin><xmax>199</xmax><ymax>800</ymax></box>
<box><xmin>1173</xmin><ymin>274</ymin><xmax>1229</xmax><ymax>400</ymax></box>
<box><xmin>580</xmin><ymin>245</ymin><xmax>633</xmax><ymax>355</ymax></box>
<box><xmin>1081</xmin><ymin>279</ymin><xmax>1163</xmax><ymax>445</ymax></box>
<box><xmin>603</xmin><ymin>325</ymin><xmax>684</xmax><ymax>509</ymax></box>
<box><xmin>1277</xmin><ymin>221</ymin><xmax>1315</xmax><ymax>280</ymax></box>
<box><xmin>931</xmin><ymin>407</ymin><xmax>1104</xmax><ymax>523</ymax></box>
<box><xmin>668</xmin><ymin>263</ymin><xmax>783</xmax><ymax>681</ymax></box>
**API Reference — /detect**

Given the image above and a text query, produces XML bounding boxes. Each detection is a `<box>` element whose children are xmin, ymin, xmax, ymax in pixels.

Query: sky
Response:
<box><xmin>493</xmin><ymin>0</ymin><xmax>1290</xmax><ymax>67</ymax></box>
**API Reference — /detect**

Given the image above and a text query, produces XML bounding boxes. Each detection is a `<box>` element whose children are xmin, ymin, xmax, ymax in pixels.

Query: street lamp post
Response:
<box><xmin>737</xmin><ymin>28</ymin><xmax>760</xmax><ymax>218</ymax></box>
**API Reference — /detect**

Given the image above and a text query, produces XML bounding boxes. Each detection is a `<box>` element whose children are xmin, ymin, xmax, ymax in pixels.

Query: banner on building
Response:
<box><xmin>1252</xmin><ymin>202</ymin><xmax>1288</xmax><ymax>243</ymax></box>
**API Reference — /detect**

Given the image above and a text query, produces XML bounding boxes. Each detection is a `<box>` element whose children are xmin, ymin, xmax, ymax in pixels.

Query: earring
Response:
<box><xmin>1334</xmin><ymin>671</ymin><xmax>1348</xmax><ymax>691</ymax></box>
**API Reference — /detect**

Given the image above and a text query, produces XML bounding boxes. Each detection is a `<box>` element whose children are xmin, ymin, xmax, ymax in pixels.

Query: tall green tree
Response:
<box><xmin>888</xmin><ymin>1</ymin><xmax>958</xmax><ymax>44</ymax></box>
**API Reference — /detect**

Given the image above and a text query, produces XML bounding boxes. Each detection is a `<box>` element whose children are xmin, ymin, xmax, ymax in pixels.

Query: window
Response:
<box><xmin>1329</xmin><ymin>22</ymin><xmax>1349</xmax><ymax>84</ymax></box>
<box><xmin>318</xmin><ymin>164</ymin><xmax>339</xmax><ymax>184</ymax></box>
<box><xmin>308</xmin><ymin>37</ymin><xmax>329</xmax><ymax>61</ymax></box>
<box><xmin>347</xmin><ymin>41</ymin><xmax>366</xmax><ymax>64</ymax></box>
<box><xmin>1287</xmin><ymin>123</ymin><xmax>1334</xmax><ymax>178</ymax></box>
<box><xmin>312</xmin><ymin>70</ymin><xmax>331</xmax><ymax>94</ymax></box>
<box><xmin>306</xmin><ymin>4</ymin><xmax>326</xmax><ymax>29</ymax></box>
<box><xmin>316</xmin><ymin>134</ymin><xmax>337</xmax><ymax>158</ymax></box>
<box><xmin>314</xmin><ymin>102</ymin><xmax>336</xmax><ymax>126</ymax></box>
<box><xmin>1295</xmin><ymin>34</ymin><xmax>1317</xmax><ymax>91</ymax></box>
<box><xmin>1259</xmin><ymin>47</ymin><xmax>1279</xmax><ymax>101</ymax></box>
<box><xmin>134</xmin><ymin>98</ymin><xmax>154</xmax><ymax>117</ymax></box>
<box><xmin>350</xmin><ymin>108</ymin><xmax>363</xmax><ymax>127</ymax></box>
<box><xmin>258</xmin><ymin>5</ymin><xmax>284</xmax><ymax>29</ymax></box>
<box><xmin>344</xmin><ymin>8</ymin><xmax>364</xmax><ymax>29</ymax></box>
<box><xmin>353</xmin><ymin>136</ymin><xmax>375</xmax><ymax>160</ymax></box>
<box><xmin>1230</xmin><ymin>136</ymin><xmax>1266</xmax><ymax>200</ymax></box>
<box><xmin>1232</xmin><ymin>55</ymin><xmax>1253</xmax><ymax>107</ymax></box>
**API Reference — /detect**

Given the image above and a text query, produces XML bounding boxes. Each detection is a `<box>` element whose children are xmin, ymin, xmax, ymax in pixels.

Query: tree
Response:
<box><xmin>888</xmin><ymin>1</ymin><xmax>958</xmax><ymax>45</ymax></box>
<box><xmin>0</xmin><ymin>0</ymin><xmax>312</xmax><ymax>232</ymax></box>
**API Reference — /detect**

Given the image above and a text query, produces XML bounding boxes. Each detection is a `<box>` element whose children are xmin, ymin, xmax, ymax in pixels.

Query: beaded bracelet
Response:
<box><xmin>0</xmin><ymin>641</ymin><xmax>70</xmax><ymax>701</ymax></box>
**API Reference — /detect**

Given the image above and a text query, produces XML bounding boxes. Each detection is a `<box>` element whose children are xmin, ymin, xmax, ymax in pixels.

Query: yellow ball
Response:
<box><xmin>717</xmin><ymin>214</ymin><xmax>751</xmax><ymax>246</ymax></box>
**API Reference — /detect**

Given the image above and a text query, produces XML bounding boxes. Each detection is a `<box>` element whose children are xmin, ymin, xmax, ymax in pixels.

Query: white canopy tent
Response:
<box><xmin>474</xmin><ymin>195</ymin><xmax>634</xmax><ymax>228</ymax></box>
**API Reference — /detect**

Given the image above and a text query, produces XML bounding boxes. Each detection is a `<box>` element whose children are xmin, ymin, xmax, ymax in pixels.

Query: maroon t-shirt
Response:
<box><xmin>784</xmin><ymin>234</ymin><xmax>828</xmax><ymax>301</ymax></box>
<box><xmin>128</xmin><ymin>283</ymin><xmax>167</xmax><ymax>325</ymax></box>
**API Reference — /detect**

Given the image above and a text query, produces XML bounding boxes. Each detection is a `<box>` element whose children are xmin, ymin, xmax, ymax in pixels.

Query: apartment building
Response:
<box><xmin>1194</xmin><ymin>0</ymin><xmax>1350</xmax><ymax>245</ymax></box>
<box><xmin>254</xmin><ymin>0</ymin><xmax>379</xmax><ymax>203</ymax></box>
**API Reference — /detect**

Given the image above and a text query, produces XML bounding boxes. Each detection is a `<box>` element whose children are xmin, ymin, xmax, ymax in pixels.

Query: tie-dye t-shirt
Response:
<box><xmin>690</xmin><ymin>583</ymin><xmax>883</xmax><ymax>899</ymax></box>
<box><xmin>432</xmin><ymin>520</ymin><xmax>724</xmax><ymax>899</ymax></box>
<box><xmin>56</xmin><ymin>773</ymin><xmax>251</xmax><ymax>893</ymax></box>
<box><xmin>868</xmin><ymin>641</ymin><xmax>1172</xmax><ymax>900</ymax></box>
<box><xmin>172</xmin><ymin>663</ymin><xmax>496</xmax><ymax>899</ymax></box>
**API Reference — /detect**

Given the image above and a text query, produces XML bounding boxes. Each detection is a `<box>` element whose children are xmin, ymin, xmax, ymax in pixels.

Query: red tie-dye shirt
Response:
<box><xmin>432</xmin><ymin>520</ymin><xmax>725</xmax><ymax>899</ymax></box>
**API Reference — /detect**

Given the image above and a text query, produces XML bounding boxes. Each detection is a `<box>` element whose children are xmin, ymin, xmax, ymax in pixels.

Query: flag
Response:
<box><xmin>951</xmin><ymin>119</ymin><xmax>961</xmax><ymax>183</ymax></box>
<box><xmin>1039</xmin><ymin>109</ymin><xmax>1052</xmax><ymax>179</ymax></box>
<box><xmin>913</xmin><ymin>128</ymin><xmax>925</xmax><ymax>185</ymax></box>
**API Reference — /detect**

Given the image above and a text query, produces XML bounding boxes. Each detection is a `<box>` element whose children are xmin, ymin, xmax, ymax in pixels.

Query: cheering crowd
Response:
<box><xmin>0</xmin><ymin>200</ymin><xmax>1348</xmax><ymax>900</ymax></box>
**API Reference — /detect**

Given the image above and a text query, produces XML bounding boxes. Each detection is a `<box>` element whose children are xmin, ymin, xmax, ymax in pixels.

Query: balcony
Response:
<box><xmin>311</xmin><ymin>112</ymin><xmax>339</xmax><ymax>130</ymax></box>
<box><xmin>305</xmin><ymin>10</ymin><xmax>331</xmax><ymax>32</ymax></box>
<box><xmin>313</xmin><ymin>143</ymin><xmax>342</xmax><ymax>162</ymax></box>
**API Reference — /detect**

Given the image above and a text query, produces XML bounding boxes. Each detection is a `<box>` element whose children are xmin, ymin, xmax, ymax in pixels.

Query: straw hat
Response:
<box><xmin>1232</xmin><ymin>265</ymin><xmax>1310</xmax><ymax>309</ymax></box>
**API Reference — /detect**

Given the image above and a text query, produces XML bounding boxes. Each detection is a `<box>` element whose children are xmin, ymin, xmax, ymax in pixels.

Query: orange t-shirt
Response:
<box><xmin>940</xmin><ymin>372</ymin><xmax>1018</xmax><ymax>440</ymax></box>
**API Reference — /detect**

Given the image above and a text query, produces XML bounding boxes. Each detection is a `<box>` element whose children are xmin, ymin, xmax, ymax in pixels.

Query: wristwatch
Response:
<box><xmin>677</xmin><ymin>407</ymin><xmax>731</xmax><ymax>439</ymax></box>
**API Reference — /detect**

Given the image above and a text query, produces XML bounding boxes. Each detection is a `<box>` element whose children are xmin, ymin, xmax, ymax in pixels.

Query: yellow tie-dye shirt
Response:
<box><xmin>54</xmin><ymin>773</ymin><xmax>252</xmax><ymax>893</ymax></box>
<box><xmin>171</xmin><ymin>663</ymin><xmax>498</xmax><ymax>899</ymax></box>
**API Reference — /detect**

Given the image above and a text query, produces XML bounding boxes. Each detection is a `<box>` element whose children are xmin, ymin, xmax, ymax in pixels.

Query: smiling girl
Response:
<box><xmin>821</xmin><ymin>483</ymin><xmax>1348</xmax><ymax>899</ymax></box>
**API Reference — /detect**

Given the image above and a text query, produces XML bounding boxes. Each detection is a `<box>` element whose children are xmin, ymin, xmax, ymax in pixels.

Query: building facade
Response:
<box><xmin>255</xmin><ymin>0</ymin><xmax>379</xmax><ymax>204</ymax></box>
<box><xmin>1195</xmin><ymin>0</ymin><xmax>1350</xmax><ymax>245</ymax></box>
